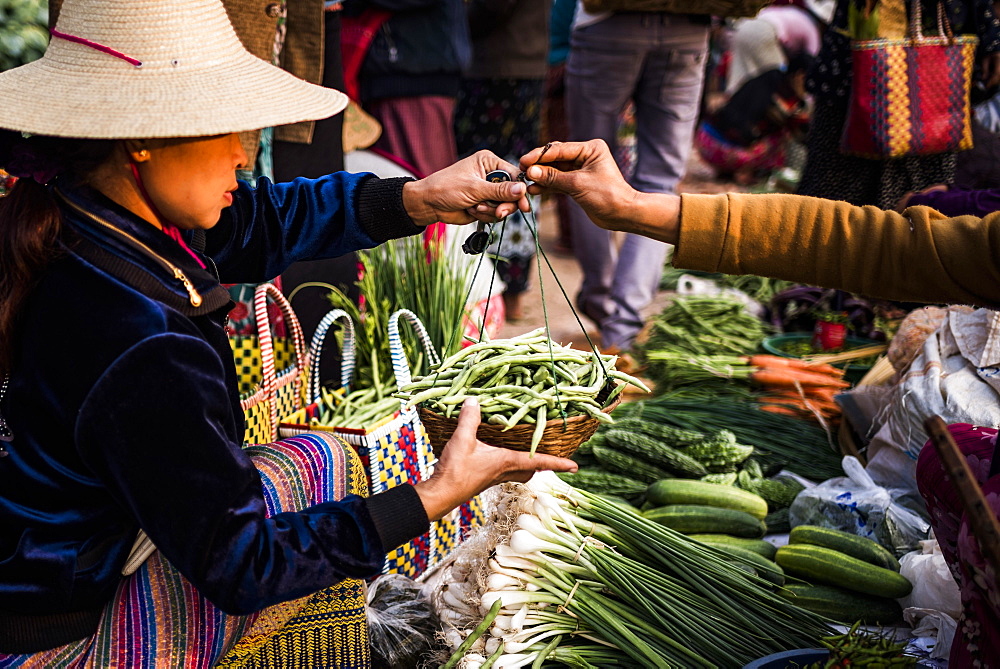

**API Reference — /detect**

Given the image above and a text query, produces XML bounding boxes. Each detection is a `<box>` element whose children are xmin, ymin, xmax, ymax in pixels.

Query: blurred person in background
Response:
<box><xmin>564</xmin><ymin>3</ymin><xmax>710</xmax><ymax>357</ymax></box>
<box><xmin>344</xmin><ymin>0</ymin><xmax>470</xmax><ymax>178</ymax></box>
<box><xmin>697</xmin><ymin>52</ymin><xmax>813</xmax><ymax>185</ymax></box>
<box><xmin>454</xmin><ymin>0</ymin><xmax>550</xmax><ymax>321</ymax></box>
<box><xmin>725</xmin><ymin>0</ymin><xmax>833</xmax><ymax>94</ymax></box>
<box><xmin>545</xmin><ymin>0</ymin><xmax>578</xmax><ymax>254</ymax></box>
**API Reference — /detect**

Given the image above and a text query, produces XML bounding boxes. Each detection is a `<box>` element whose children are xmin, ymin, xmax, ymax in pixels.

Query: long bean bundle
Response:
<box><xmin>311</xmin><ymin>381</ymin><xmax>402</xmax><ymax>429</ymax></box>
<box><xmin>640</xmin><ymin>296</ymin><xmax>770</xmax><ymax>358</ymax></box>
<box><xmin>637</xmin><ymin>296</ymin><xmax>771</xmax><ymax>395</ymax></box>
<box><xmin>396</xmin><ymin>329</ymin><xmax>649</xmax><ymax>453</ymax></box>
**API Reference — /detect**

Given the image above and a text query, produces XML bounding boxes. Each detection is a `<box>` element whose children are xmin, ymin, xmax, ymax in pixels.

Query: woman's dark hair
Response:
<box><xmin>0</xmin><ymin>132</ymin><xmax>117</xmax><ymax>377</ymax></box>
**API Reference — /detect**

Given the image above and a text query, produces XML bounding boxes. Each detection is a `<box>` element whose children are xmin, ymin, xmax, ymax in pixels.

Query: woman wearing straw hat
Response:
<box><xmin>0</xmin><ymin>0</ymin><xmax>576</xmax><ymax>663</ymax></box>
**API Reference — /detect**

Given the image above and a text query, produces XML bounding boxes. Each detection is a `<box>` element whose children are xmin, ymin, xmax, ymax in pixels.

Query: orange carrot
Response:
<box><xmin>760</xmin><ymin>404</ymin><xmax>804</xmax><ymax>417</ymax></box>
<box><xmin>762</xmin><ymin>396</ymin><xmax>839</xmax><ymax>413</ymax></box>
<box><xmin>750</xmin><ymin>369</ymin><xmax>851</xmax><ymax>389</ymax></box>
<box><xmin>748</xmin><ymin>355</ymin><xmax>844</xmax><ymax>378</ymax></box>
<box><xmin>764</xmin><ymin>386</ymin><xmax>841</xmax><ymax>403</ymax></box>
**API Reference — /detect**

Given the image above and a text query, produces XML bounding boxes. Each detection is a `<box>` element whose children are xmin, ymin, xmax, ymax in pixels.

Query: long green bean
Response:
<box><xmin>397</xmin><ymin>334</ymin><xmax>648</xmax><ymax>437</ymax></box>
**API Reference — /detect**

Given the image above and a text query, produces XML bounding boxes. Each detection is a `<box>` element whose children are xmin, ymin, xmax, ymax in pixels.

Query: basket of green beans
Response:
<box><xmin>395</xmin><ymin>328</ymin><xmax>649</xmax><ymax>458</ymax></box>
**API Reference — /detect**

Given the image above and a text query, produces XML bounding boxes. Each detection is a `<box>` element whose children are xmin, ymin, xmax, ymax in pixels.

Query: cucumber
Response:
<box><xmin>646</xmin><ymin>479</ymin><xmax>768</xmax><ymax>520</ymax></box>
<box><xmin>775</xmin><ymin>544</ymin><xmax>913</xmax><ymax>599</ymax></box>
<box><xmin>687</xmin><ymin>534</ymin><xmax>778</xmax><ymax>561</ymax></box>
<box><xmin>789</xmin><ymin>525</ymin><xmax>901</xmax><ymax>572</ymax></box>
<box><xmin>644</xmin><ymin>504</ymin><xmax>767</xmax><ymax>538</ymax></box>
<box><xmin>693</xmin><ymin>541</ymin><xmax>785</xmax><ymax>586</ymax></box>
<box><xmin>779</xmin><ymin>584</ymin><xmax>904</xmax><ymax>625</ymax></box>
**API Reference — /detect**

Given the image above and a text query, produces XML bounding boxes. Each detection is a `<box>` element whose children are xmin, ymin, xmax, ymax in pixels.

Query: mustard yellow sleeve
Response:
<box><xmin>673</xmin><ymin>193</ymin><xmax>1000</xmax><ymax>308</ymax></box>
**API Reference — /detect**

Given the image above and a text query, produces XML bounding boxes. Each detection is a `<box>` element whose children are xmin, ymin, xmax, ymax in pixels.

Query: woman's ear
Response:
<box><xmin>124</xmin><ymin>139</ymin><xmax>151</xmax><ymax>163</ymax></box>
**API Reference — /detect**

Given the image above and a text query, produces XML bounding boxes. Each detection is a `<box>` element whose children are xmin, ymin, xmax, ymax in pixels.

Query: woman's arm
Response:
<box><xmin>522</xmin><ymin>139</ymin><xmax>1000</xmax><ymax>308</ymax></box>
<box><xmin>206</xmin><ymin>152</ymin><xmax>529</xmax><ymax>283</ymax></box>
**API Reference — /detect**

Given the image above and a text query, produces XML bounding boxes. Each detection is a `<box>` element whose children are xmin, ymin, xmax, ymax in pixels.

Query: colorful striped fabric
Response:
<box><xmin>0</xmin><ymin>433</ymin><xmax>370</xmax><ymax>668</ymax></box>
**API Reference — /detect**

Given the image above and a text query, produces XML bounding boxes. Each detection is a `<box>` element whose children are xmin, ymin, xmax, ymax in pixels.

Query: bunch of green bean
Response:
<box><xmin>313</xmin><ymin>380</ymin><xmax>402</xmax><ymax>430</ymax></box>
<box><xmin>396</xmin><ymin>329</ymin><xmax>649</xmax><ymax>453</ymax></box>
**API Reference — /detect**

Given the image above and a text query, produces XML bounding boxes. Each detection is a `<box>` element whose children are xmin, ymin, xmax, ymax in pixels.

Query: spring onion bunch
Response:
<box><xmin>325</xmin><ymin>234</ymin><xmax>476</xmax><ymax>391</ymax></box>
<box><xmin>437</xmin><ymin>473</ymin><xmax>832</xmax><ymax>668</ymax></box>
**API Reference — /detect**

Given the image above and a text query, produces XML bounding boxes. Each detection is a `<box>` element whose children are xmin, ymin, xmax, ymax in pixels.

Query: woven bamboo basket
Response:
<box><xmin>581</xmin><ymin>0</ymin><xmax>771</xmax><ymax>17</ymax></box>
<box><xmin>420</xmin><ymin>395</ymin><xmax>621</xmax><ymax>458</ymax></box>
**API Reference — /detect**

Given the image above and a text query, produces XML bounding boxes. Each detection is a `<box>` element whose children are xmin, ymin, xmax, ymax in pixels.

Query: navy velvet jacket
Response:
<box><xmin>0</xmin><ymin>174</ymin><xmax>430</xmax><ymax>631</ymax></box>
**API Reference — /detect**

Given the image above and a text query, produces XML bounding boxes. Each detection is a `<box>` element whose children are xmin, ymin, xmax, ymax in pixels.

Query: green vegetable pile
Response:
<box><xmin>636</xmin><ymin>296</ymin><xmax>770</xmax><ymax>396</ymax></box>
<box><xmin>436</xmin><ymin>474</ymin><xmax>833</xmax><ymax>668</ymax></box>
<box><xmin>0</xmin><ymin>0</ymin><xmax>47</xmax><ymax>71</ymax></box>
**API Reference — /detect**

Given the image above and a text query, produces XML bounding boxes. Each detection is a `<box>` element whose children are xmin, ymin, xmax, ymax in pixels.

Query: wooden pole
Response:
<box><xmin>923</xmin><ymin>416</ymin><xmax>1000</xmax><ymax>577</ymax></box>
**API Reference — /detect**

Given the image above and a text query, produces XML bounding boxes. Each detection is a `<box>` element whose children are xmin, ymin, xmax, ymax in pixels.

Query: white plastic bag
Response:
<box><xmin>789</xmin><ymin>456</ymin><xmax>931</xmax><ymax>554</ymax></box>
<box><xmin>899</xmin><ymin>539</ymin><xmax>962</xmax><ymax>620</ymax></box>
<box><xmin>674</xmin><ymin>274</ymin><xmax>765</xmax><ymax>318</ymax></box>
<box><xmin>904</xmin><ymin>607</ymin><xmax>958</xmax><ymax>660</ymax></box>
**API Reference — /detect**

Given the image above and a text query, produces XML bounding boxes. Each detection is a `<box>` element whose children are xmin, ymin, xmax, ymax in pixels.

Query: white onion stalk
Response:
<box><xmin>486</xmin><ymin>572</ymin><xmax>523</xmax><ymax>592</ymax></box>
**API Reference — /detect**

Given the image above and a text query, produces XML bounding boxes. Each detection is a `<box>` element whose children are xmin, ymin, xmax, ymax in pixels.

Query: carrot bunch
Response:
<box><xmin>747</xmin><ymin>355</ymin><xmax>848</xmax><ymax>424</ymax></box>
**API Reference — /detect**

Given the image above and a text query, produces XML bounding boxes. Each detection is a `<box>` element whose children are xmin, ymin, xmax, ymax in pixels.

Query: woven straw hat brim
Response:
<box><xmin>0</xmin><ymin>0</ymin><xmax>348</xmax><ymax>139</ymax></box>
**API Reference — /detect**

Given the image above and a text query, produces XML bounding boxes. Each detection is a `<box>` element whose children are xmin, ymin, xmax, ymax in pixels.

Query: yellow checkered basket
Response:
<box><xmin>231</xmin><ymin>283</ymin><xmax>309</xmax><ymax>445</ymax></box>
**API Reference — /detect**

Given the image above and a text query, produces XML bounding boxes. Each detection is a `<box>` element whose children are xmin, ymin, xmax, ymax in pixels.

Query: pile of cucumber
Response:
<box><xmin>776</xmin><ymin>526</ymin><xmax>911</xmax><ymax>626</ymax></box>
<box><xmin>564</xmin><ymin>416</ymin><xmax>805</xmax><ymax>529</ymax></box>
<box><xmin>631</xmin><ymin>479</ymin><xmax>913</xmax><ymax>626</ymax></box>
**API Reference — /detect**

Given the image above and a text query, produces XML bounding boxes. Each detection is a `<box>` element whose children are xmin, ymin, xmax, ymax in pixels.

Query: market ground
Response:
<box><xmin>498</xmin><ymin>152</ymin><xmax>748</xmax><ymax>349</ymax></box>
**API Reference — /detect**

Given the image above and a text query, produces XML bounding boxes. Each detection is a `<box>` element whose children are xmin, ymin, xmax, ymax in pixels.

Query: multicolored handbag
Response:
<box><xmin>230</xmin><ymin>283</ymin><xmax>309</xmax><ymax>445</ymax></box>
<box><xmin>841</xmin><ymin>1</ymin><xmax>978</xmax><ymax>159</ymax></box>
<box><xmin>279</xmin><ymin>308</ymin><xmax>485</xmax><ymax>577</ymax></box>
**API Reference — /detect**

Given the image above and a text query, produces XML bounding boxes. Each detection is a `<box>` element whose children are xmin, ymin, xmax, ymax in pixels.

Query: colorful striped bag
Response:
<box><xmin>841</xmin><ymin>1</ymin><xmax>978</xmax><ymax>159</ymax></box>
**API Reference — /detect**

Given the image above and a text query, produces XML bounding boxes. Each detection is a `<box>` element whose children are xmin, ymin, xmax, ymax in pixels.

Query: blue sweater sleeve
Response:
<box><xmin>74</xmin><ymin>333</ymin><xmax>427</xmax><ymax>615</ymax></box>
<box><xmin>204</xmin><ymin>172</ymin><xmax>421</xmax><ymax>284</ymax></box>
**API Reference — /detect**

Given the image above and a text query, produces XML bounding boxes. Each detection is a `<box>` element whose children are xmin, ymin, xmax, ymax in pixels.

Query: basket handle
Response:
<box><xmin>254</xmin><ymin>282</ymin><xmax>309</xmax><ymax>439</ymax></box>
<box><xmin>909</xmin><ymin>0</ymin><xmax>953</xmax><ymax>42</ymax></box>
<box><xmin>387</xmin><ymin>309</ymin><xmax>441</xmax><ymax>391</ymax></box>
<box><xmin>307</xmin><ymin>309</ymin><xmax>357</xmax><ymax>403</ymax></box>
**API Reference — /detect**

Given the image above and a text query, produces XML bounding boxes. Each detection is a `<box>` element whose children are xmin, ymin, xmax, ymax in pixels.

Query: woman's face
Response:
<box><xmin>137</xmin><ymin>133</ymin><xmax>247</xmax><ymax>229</ymax></box>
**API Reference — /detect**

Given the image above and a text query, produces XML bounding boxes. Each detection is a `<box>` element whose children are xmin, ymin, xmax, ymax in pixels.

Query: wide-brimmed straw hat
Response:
<box><xmin>0</xmin><ymin>0</ymin><xmax>348</xmax><ymax>139</ymax></box>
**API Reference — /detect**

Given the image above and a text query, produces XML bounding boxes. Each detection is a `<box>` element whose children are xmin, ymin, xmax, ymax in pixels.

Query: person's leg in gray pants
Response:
<box><xmin>566</xmin><ymin>13</ymin><xmax>708</xmax><ymax>350</ymax></box>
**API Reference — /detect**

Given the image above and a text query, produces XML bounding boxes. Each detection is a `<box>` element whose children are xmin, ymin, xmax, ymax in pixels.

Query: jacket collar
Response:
<box><xmin>52</xmin><ymin>179</ymin><xmax>232</xmax><ymax>317</ymax></box>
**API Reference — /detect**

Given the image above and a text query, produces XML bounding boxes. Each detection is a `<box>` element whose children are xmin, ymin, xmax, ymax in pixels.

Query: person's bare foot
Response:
<box><xmin>504</xmin><ymin>292</ymin><xmax>525</xmax><ymax>321</ymax></box>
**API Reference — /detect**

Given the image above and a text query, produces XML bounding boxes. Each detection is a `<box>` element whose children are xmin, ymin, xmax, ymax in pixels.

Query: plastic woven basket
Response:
<box><xmin>419</xmin><ymin>395</ymin><xmax>621</xmax><ymax>458</ymax></box>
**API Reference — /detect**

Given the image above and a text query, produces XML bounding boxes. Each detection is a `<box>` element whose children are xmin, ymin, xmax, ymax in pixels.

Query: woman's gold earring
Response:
<box><xmin>137</xmin><ymin>149</ymin><xmax>149</xmax><ymax>160</ymax></box>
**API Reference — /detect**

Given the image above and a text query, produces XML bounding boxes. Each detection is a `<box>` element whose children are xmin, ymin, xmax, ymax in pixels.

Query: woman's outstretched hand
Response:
<box><xmin>414</xmin><ymin>398</ymin><xmax>578</xmax><ymax>522</ymax></box>
<box><xmin>402</xmin><ymin>150</ymin><xmax>530</xmax><ymax>226</ymax></box>
<box><xmin>519</xmin><ymin>139</ymin><xmax>681</xmax><ymax>245</ymax></box>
